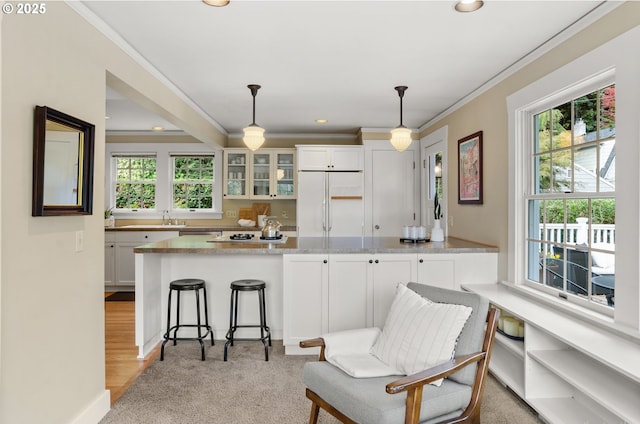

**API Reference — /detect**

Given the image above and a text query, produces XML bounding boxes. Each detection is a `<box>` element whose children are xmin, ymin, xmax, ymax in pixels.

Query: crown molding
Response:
<box><xmin>418</xmin><ymin>1</ymin><xmax>621</xmax><ymax>133</ymax></box>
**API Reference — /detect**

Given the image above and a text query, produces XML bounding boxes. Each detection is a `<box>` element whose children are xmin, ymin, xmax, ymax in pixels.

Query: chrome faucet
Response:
<box><xmin>162</xmin><ymin>209</ymin><xmax>170</xmax><ymax>225</ymax></box>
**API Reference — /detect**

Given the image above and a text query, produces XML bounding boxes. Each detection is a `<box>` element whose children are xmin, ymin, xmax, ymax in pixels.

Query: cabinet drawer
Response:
<box><xmin>115</xmin><ymin>231</ymin><xmax>179</xmax><ymax>243</ymax></box>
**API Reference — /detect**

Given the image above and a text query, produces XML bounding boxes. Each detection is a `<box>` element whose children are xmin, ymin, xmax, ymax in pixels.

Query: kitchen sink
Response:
<box><xmin>120</xmin><ymin>224</ymin><xmax>187</xmax><ymax>229</ymax></box>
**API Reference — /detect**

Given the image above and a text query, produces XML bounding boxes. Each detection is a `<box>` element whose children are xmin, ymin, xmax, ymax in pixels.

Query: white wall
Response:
<box><xmin>0</xmin><ymin>3</ymin><xmax>224</xmax><ymax>423</ymax></box>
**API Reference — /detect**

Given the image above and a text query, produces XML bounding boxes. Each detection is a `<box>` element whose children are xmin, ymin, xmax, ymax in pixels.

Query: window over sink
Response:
<box><xmin>106</xmin><ymin>143</ymin><xmax>223</xmax><ymax>219</ymax></box>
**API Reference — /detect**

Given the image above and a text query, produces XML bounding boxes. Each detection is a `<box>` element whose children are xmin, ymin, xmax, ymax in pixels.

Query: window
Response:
<box><xmin>106</xmin><ymin>143</ymin><xmax>223</xmax><ymax>219</ymax></box>
<box><xmin>526</xmin><ymin>84</ymin><xmax>616</xmax><ymax>310</ymax></box>
<box><xmin>171</xmin><ymin>155</ymin><xmax>214</xmax><ymax>210</ymax></box>
<box><xmin>114</xmin><ymin>155</ymin><xmax>157</xmax><ymax>210</ymax></box>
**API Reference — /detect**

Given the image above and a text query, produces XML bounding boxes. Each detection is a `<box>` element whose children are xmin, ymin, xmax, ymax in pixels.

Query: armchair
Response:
<box><xmin>300</xmin><ymin>282</ymin><xmax>500</xmax><ymax>424</ymax></box>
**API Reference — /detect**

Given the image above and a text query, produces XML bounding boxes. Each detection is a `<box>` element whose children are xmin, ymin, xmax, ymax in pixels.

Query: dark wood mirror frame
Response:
<box><xmin>32</xmin><ymin>106</ymin><xmax>95</xmax><ymax>216</ymax></box>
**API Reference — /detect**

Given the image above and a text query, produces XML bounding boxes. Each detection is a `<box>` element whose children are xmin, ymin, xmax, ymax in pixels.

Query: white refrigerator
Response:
<box><xmin>297</xmin><ymin>171</ymin><xmax>364</xmax><ymax>237</ymax></box>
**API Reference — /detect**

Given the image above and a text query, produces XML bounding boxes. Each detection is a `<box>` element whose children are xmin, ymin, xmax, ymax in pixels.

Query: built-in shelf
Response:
<box><xmin>464</xmin><ymin>282</ymin><xmax>640</xmax><ymax>424</ymax></box>
<box><xmin>529</xmin><ymin>349</ymin><xmax>640</xmax><ymax>423</ymax></box>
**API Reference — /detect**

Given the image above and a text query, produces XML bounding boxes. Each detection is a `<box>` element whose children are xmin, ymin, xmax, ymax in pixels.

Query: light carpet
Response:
<box><xmin>100</xmin><ymin>340</ymin><xmax>541</xmax><ymax>424</ymax></box>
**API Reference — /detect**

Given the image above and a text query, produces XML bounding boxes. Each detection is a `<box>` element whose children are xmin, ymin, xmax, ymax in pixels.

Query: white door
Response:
<box><xmin>371</xmin><ymin>149</ymin><xmax>416</xmax><ymax>236</ymax></box>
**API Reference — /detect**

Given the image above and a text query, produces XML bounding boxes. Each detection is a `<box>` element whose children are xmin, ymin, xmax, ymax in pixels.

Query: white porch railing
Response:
<box><xmin>541</xmin><ymin>223</ymin><xmax>615</xmax><ymax>245</ymax></box>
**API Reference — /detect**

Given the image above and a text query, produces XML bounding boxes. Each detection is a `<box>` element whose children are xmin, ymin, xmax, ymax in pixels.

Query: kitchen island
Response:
<box><xmin>133</xmin><ymin>236</ymin><xmax>498</xmax><ymax>358</ymax></box>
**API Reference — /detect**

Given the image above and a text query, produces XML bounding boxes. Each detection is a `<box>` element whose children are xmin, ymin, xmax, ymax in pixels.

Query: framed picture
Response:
<box><xmin>458</xmin><ymin>131</ymin><xmax>483</xmax><ymax>204</ymax></box>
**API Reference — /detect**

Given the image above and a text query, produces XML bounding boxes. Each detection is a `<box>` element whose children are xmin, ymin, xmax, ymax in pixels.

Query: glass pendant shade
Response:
<box><xmin>243</xmin><ymin>124</ymin><xmax>265</xmax><ymax>151</ymax></box>
<box><xmin>202</xmin><ymin>0</ymin><xmax>230</xmax><ymax>6</ymax></box>
<box><xmin>390</xmin><ymin>126</ymin><xmax>413</xmax><ymax>152</ymax></box>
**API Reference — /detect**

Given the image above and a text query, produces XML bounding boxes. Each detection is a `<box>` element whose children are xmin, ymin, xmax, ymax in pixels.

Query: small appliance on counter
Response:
<box><xmin>400</xmin><ymin>225</ymin><xmax>429</xmax><ymax>243</ymax></box>
<box><xmin>261</xmin><ymin>216</ymin><xmax>282</xmax><ymax>239</ymax></box>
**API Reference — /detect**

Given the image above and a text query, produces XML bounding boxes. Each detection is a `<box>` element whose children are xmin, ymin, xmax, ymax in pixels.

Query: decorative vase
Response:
<box><xmin>431</xmin><ymin>219</ymin><xmax>444</xmax><ymax>242</ymax></box>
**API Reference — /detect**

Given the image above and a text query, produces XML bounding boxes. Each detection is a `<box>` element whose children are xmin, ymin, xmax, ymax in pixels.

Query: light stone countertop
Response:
<box><xmin>106</xmin><ymin>225</ymin><xmax>297</xmax><ymax>232</ymax></box>
<box><xmin>133</xmin><ymin>235</ymin><xmax>497</xmax><ymax>255</ymax></box>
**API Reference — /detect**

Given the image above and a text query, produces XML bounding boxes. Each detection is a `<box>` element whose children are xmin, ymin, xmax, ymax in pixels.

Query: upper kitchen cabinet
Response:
<box><xmin>363</xmin><ymin>140</ymin><xmax>419</xmax><ymax>237</ymax></box>
<box><xmin>224</xmin><ymin>148</ymin><xmax>296</xmax><ymax>200</ymax></box>
<box><xmin>223</xmin><ymin>149</ymin><xmax>249</xmax><ymax>199</ymax></box>
<box><xmin>297</xmin><ymin>145</ymin><xmax>364</xmax><ymax>171</ymax></box>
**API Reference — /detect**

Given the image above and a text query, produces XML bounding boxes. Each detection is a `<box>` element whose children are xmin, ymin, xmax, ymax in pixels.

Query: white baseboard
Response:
<box><xmin>69</xmin><ymin>390</ymin><xmax>111</xmax><ymax>424</ymax></box>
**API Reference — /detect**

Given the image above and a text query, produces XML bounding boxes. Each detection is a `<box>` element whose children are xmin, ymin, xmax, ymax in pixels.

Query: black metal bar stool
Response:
<box><xmin>224</xmin><ymin>279</ymin><xmax>271</xmax><ymax>361</ymax></box>
<box><xmin>161</xmin><ymin>278</ymin><xmax>214</xmax><ymax>361</ymax></box>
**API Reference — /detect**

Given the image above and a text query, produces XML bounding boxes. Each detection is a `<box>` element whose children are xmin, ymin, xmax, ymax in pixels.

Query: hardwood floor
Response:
<box><xmin>104</xmin><ymin>293</ymin><xmax>159</xmax><ymax>405</ymax></box>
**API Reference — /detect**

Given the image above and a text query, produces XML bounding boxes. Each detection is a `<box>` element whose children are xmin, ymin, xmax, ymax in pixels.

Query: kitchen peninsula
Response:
<box><xmin>133</xmin><ymin>235</ymin><xmax>498</xmax><ymax>358</ymax></box>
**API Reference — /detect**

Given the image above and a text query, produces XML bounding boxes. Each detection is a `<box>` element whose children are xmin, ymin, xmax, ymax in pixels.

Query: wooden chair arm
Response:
<box><xmin>386</xmin><ymin>351</ymin><xmax>486</xmax><ymax>395</ymax></box>
<box><xmin>299</xmin><ymin>337</ymin><xmax>327</xmax><ymax>361</ymax></box>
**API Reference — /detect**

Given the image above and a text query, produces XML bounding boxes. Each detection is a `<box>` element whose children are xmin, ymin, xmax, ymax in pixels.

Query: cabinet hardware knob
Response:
<box><xmin>323</xmin><ymin>259</ymin><xmax>328</xmax><ymax>264</ymax></box>
<box><xmin>374</xmin><ymin>259</ymin><xmax>379</xmax><ymax>264</ymax></box>
<box><xmin>369</xmin><ymin>259</ymin><xmax>373</xmax><ymax>264</ymax></box>
<box><xmin>419</xmin><ymin>259</ymin><xmax>424</xmax><ymax>263</ymax></box>
<box><xmin>374</xmin><ymin>225</ymin><xmax>380</xmax><ymax>230</ymax></box>
<box><xmin>145</xmin><ymin>235</ymin><xmax>148</xmax><ymax>239</ymax></box>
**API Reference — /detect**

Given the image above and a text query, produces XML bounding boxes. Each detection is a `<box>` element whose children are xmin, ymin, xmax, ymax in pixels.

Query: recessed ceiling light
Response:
<box><xmin>151</xmin><ymin>126</ymin><xmax>164</xmax><ymax>131</ymax></box>
<box><xmin>455</xmin><ymin>0</ymin><xmax>484</xmax><ymax>12</ymax></box>
<box><xmin>315</xmin><ymin>119</ymin><xmax>328</xmax><ymax>124</ymax></box>
<box><xmin>202</xmin><ymin>0</ymin><xmax>230</xmax><ymax>6</ymax></box>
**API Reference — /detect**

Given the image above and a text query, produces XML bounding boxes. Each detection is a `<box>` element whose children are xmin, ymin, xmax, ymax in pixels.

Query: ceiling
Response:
<box><xmin>83</xmin><ymin>0</ymin><xmax>612</xmax><ymax>138</ymax></box>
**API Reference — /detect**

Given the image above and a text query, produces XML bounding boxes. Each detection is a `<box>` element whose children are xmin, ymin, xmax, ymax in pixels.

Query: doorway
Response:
<box><xmin>420</xmin><ymin>126</ymin><xmax>448</xmax><ymax>234</ymax></box>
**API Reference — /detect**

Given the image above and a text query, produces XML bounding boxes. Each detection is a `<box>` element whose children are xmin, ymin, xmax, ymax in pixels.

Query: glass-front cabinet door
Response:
<box><xmin>224</xmin><ymin>148</ymin><xmax>296</xmax><ymax>199</ymax></box>
<box><xmin>251</xmin><ymin>152</ymin><xmax>272</xmax><ymax>198</ymax></box>
<box><xmin>223</xmin><ymin>150</ymin><xmax>249</xmax><ymax>199</ymax></box>
<box><xmin>275</xmin><ymin>151</ymin><xmax>296</xmax><ymax>198</ymax></box>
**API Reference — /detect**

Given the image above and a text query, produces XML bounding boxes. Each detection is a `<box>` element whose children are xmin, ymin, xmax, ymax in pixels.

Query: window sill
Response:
<box><xmin>499</xmin><ymin>280</ymin><xmax>639</xmax><ymax>343</ymax></box>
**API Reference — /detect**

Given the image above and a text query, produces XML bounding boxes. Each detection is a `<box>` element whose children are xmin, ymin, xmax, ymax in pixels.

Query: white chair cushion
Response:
<box><xmin>322</xmin><ymin>328</ymin><xmax>403</xmax><ymax>378</ymax></box>
<box><xmin>591</xmin><ymin>243</ymin><xmax>615</xmax><ymax>272</ymax></box>
<box><xmin>370</xmin><ymin>283</ymin><xmax>472</xmax><ymax>386</ymax></box>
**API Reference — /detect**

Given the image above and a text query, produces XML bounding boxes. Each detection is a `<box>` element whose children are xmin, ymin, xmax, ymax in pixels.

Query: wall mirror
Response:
<box><xmin>32</xmin><ymin>106</ymin><xmax>95</xmax><ymax>216</ymax></box>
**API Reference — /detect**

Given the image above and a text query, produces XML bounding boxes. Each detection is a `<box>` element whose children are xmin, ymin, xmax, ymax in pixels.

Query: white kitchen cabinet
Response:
<box><xmin>250</xmin><ymin>149</ymin><xmax>296</xmax><ymax>199</ymax></box>
<box><xmin>297</xmin><ymin>145</ymin><xmax>364</xmax><ymax>171</ymax></box>
<box><xmin>105</xmin><ymin>232</ymin><xmax>116</xmax><ymax>286</ymax></box>
<box><xmin>283</xmin><ymin>254</ymin><xmax>329</xmax><ymax>354</ymax></box>
<box><xmin>416</xmin><ymin>253</ymin><xmax>498</xmax><ymax>290</ymax></box>
<box><xmin>223</xmin><ymin>149</ymin><xmax>249</xmax><ymax>199</ymax></box>
<box><xmin>284</xmin><ymin>253</ymin><xmax>416</xmax><ymax>352</ymax></box>
<box><xmin>328</xmin><ymin>254</ymin><xmax>370</xmax><ymax>332</ymax></box>
<box><xmin>364</xmin><ymin>140</ymin><xmax>419</xmax><ymax>237</ymax></box>
<box><xmin>224</xmin><ymin>148</ymin><xmax>296</xmax><ymax>199</ymax></box>
<box><xmin>370</xmin><ymin>254</ymin><xmax>418</xmax><ymax>327</ymax></box>
<box><xmin>105</xmin><ymin>231</ymin><xmax>178</xmax><ymax>288</ymax></box>
<box><xmin>465</xmin><ymin>282</ymin><xmax>640</xmax><ymax>424</ymax></box>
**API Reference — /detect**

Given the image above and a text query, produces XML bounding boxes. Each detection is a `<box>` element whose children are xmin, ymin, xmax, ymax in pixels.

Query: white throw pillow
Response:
<box><xmin>370</xmin><ymin>284</ymin><xmax>472</xmax><ymax>386</ymax></box>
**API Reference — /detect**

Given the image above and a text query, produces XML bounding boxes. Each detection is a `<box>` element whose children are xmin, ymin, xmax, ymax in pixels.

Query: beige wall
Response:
<box><xmin>0</xmin><ymin>3</ymin><xmax>224</xmax><ymax>423</ymax></box>
<box><xmin>420</xmin><ymin>2</ymin><xmax>640</xmax><ymax>280</ymax></box>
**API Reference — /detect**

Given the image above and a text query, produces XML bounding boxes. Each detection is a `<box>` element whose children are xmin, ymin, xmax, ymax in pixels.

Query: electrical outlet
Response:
<box><xmin>75</xmin><ymin>230</ymin><xmax>84</xmax><ymax>252</ymax></box>
<box><xmin>226</xmin><ymin>210</ymin><xmax>237</xmax><ymax>218</ymax></box>
<box><xmin>281</xmin><ymin>210</ymin><xmax>288</xmax><ymax>219</ymax></box>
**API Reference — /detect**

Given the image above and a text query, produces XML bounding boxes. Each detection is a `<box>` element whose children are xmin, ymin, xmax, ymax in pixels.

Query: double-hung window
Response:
<box><xmin>113</xmin><ymin>154</ymin><xmax>157</xmax><ymax>210</ymax></box>
<box><xmin>107</xmin><ymin>144</ymin><xmax>222</xmax><ymax>219</ymax></box>
<box><xmin>171</xmin><ymin>154</ymin><xmax>215</xmax><ymax>210</ymax></box>
<box><xmin>528</xmin><ymin>84</ymin><xmax>616</xmax><ymax>310</ymax></box>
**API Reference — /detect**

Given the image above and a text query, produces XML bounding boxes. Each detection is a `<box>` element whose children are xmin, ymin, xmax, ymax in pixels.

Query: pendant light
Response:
<box><xmin>242</xmin><ymin>84</ymin><xmax>265</xmax><ymax>151</ymax></box>
<box><xmin>389</xmin><ymin>86</ymin><xmax>412</xmax><ymax>152</ymax></box>
<box><xmin>202</xmin><ymin>0</ymin><xmax>230</xmax><ymax>6</ymax></box>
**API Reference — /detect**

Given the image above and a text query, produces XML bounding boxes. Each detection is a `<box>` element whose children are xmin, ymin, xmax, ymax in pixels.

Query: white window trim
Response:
<box><xmin>507</xmin><ymin>26</ymin><xmax>640</xmax><ymax>333</ymax></box>
<box><xmin>105</xmin><ymin>143</ymin><xmax>223</xmax><ymax>219</ymax></box>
